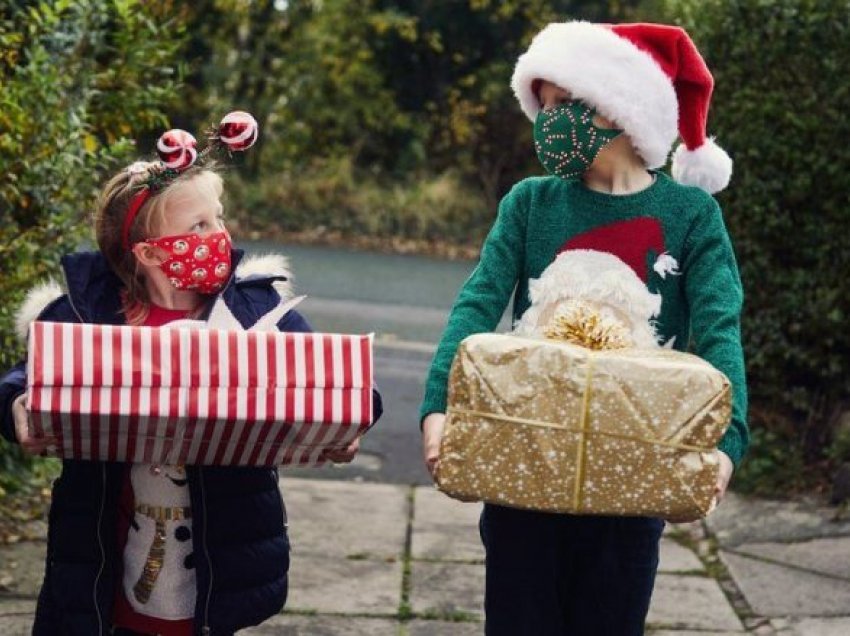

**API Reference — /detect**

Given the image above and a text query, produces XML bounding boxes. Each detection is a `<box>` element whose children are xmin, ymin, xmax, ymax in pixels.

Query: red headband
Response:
<box><xmin>122</xmin><ymin>188</ymin><xmax>152</xmax><ymax>250</ymax></box>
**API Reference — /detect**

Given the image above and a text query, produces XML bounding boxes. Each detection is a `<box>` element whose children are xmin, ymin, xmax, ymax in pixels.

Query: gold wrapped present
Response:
<box><xmin>435</xmin><ymin>334</ymin><xmax>731</xmax><ymax>522</ymax></box>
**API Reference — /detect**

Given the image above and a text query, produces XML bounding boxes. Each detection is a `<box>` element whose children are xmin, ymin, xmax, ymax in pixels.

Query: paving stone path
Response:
<box><xmin>1</xmin><ymin>479</ymin><xmax>848</xmax><ymax>634</ymax></box>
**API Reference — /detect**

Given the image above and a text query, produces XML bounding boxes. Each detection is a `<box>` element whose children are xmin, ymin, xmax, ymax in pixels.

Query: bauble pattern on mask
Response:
<box><xmin>144</xmin><ymin>231</ymin><xmax>232</xmax><ymax>294</ymax></box>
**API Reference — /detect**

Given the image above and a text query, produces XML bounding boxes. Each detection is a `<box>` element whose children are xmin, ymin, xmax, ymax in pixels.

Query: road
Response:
<box><xmin>282</xmin><ymin>337</ymin><xmax>436</xmax><ymax>485</ymax></box>
<box><xmin>242</xmin><ymin>241</ymin><xmax>511</xmax><ymax>486</ymax></box>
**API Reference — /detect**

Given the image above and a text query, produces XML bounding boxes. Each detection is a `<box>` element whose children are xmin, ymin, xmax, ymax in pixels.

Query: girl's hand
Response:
<box><xmin>12</xmin><ymin>394</ymin><xmax>58</xmax><ymax>456</ymax></box>
<box><xmin>422</xmin><ymin>412</ymin><xmax>446</xmax><ymax>479</ymax></box>
<box><xmin>714</xmin><ymin>450</ymin><xmax>734</xmax><ymax>504</ymax></box>
<box><xmin>322</xmin><ymin>436</ymin><xmax>360</xmax><ymax>464</ymax></box>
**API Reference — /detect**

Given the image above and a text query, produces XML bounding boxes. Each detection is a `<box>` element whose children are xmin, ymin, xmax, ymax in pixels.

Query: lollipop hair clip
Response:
<box><xmin>122</xmin><ymin>111</ymin><xmax>259</xmax><ymax>249</ymax></box>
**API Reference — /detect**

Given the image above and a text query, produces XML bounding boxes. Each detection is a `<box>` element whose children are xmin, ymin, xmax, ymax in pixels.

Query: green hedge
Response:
<box><xmin>0</xmin><ymin>1</ymin><xmax>184</xmax><ymax>490</ymax></box>
<box><xmin>0</xmin><ymin>1</ymin><xmax>184</xmax><ymax>372</ymax></box>
<box><xmin>660</xmin><ymin>0</ymin><xmax>850</xmax><ymax>491</ymax></box>
<box><xmin>227</xmin><ymin>157</ymin><xmax>492</xmax><ymax>246</ymax></box>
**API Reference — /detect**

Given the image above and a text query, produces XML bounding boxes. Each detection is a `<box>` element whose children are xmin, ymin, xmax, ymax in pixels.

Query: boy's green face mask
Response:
<box><xmin>533</xmin><ymin>100</ymin><xmax>622</xmax><ymax>179</ymax></box>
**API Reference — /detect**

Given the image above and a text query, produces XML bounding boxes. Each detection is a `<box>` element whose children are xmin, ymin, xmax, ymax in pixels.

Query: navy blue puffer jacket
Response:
<box><xmin>0</xmin><ymin>249</ymin><xmax>382</xmax><ymax>635</ymax></box>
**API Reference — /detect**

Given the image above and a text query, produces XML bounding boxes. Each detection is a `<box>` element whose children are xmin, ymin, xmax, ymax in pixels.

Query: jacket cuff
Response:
<box><xmin>0</xmin><ymin>388</ymin><xmax>25</xmax><ymax>444</ymax></box>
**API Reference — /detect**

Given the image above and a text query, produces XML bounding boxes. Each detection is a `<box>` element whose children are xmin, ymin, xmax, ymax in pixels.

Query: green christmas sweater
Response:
<box><xmin>420</xmin><ymin>172</ymin><xmax>749</xmax><ymax>466</ymax></box>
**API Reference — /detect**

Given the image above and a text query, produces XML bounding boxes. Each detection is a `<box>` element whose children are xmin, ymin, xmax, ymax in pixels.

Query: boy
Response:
<box><xmin>419</xmin><ymin>21</ymin><xmax>748</xmax><ymax>635</ymax></box>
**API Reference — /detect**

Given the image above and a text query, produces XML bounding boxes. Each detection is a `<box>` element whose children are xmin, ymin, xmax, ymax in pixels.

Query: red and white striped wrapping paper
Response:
<box><xmin>26</xmin><ymin>321</ymin><xmax>374</xmax><ymax>466</ymax></box>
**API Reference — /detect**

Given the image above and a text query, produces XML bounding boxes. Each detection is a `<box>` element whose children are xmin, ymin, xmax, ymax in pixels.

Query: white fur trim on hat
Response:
<box><xmin>15</xmin><ymin>279</ymin><xmax>64</xmax><ymax>341</ymax></box>
<box><xmin>511</xmin><ymin>21</ymin><xmax>678</xmax><ymax>169</ymax></box>
<box><xmin>670</xmin><ymin>138</ymin><xmax>733</xmax><ymax>194</ymax></box>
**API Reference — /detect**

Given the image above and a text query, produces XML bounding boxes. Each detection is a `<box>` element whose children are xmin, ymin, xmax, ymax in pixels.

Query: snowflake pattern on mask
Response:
<box><xmin>533</xmin><ymin>100</ymin><xmax>622</xmax><ymax>179</ymax></box>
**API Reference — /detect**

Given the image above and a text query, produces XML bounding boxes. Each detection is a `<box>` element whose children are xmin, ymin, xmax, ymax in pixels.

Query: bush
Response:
<box><xmin>0</xmin><ymin>1</ymin><xmax>185</xmax><ymax>485</ymax></box>
<box><xmin>228</xmin><ymin>157</ymin><xmax>492</xmax><ymax>247</ymax></box>
<box><xmin>0</xmin><ymin>1</ymin><xmax>185</xmax><ymax>370</ymax></box>
<box><xmin>733</xmin><ymin>410</ymin><xmax>820</xmax><ymax>496</ymax></box>
<box><xmin>661</xmin><ymin>0</ymin><xmax>850</xmax><ymax>488</ymax></box>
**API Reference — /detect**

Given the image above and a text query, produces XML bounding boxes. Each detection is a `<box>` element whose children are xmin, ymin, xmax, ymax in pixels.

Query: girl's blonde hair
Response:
<box><xmin>94</xmin><ymin>162</ymin><xmax>224</xmax><ymax>324</ymax></box>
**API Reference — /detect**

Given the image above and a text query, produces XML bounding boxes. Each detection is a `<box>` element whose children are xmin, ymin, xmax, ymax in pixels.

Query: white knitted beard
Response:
<box><xmin>513</xmin><ymin>250</ymin><xmax>662</xmax><ymax>349</ymax></box>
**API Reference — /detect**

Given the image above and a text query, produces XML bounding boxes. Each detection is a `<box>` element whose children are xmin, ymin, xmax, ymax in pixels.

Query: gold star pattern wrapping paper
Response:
<box><xmin>435</xmin><ymin>334</ymin><xmax>732</xmax><ymax>522</ymax></box>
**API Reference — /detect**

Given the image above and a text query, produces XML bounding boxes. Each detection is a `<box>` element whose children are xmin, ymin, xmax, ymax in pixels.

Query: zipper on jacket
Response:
<box><xmin>94</xmin><ymin>464</ymin><xmax>107</xmax><ymax>634</ymax></box>
<box><xmin>65</xmin><ymin>289</ymin><xmax>85</xmax><ymax>323</ymax></box>
<box><xmin>199</xmin><ymin>467</ymin><xmax>213</xmax><ymax>634</ymax></box>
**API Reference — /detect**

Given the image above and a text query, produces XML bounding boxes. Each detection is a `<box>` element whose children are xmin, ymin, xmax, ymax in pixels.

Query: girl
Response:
<box><xmin>419</xmin><ymin>22</ymin><xmax>748</xmax><ymax>635</ymax></box>
<box><xmin>0</xmin><ymin>119</ymin><xmax>377</xmax><ymax>635</ymax></box>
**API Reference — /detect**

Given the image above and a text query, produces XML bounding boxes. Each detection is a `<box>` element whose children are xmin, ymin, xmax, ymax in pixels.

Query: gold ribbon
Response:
<box><xmin>573</xmin><ymin>354</ymin><xmax>595</xmax><ymax>509</ymax></box>
<box><xmin>446</xmin><ymin>407</ymin><xmax>713</xmax><ymax>454</ymax></box>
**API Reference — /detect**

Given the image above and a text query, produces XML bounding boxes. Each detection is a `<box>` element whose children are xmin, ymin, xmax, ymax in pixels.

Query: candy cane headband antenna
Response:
<box><xmin>121</xmin><ymin>110</ymin><xmax>259</xmax><ymax>250</ymax></box>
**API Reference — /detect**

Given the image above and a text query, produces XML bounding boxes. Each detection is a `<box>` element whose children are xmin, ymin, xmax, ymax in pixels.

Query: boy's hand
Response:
<box><xmin>714</xmin><ymin>450</ymin><xmax>734</xmax><ymax>504</ymax></box>
<box><xmin>12</xmin><ymin>394</ymin><xmax>58</xmax><ymax>456</ymax></box>
<box><xmin>422</xmin><ymin>412</ymin><xmax>446</xmax><ymax>479</ymax></box>
<box><xmin>321</xmin><ymin>436</ymin><xmax>360</xmax><ymax>464</ymax></box>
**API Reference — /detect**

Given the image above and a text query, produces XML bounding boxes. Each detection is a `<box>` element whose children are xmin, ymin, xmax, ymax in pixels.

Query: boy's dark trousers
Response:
<box><xmin>480</xmin><ymin>504</ymin><xmax>664</xmax><ymax>636</ymax></box>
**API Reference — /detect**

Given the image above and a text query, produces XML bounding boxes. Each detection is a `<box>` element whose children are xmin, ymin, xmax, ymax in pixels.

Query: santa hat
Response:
<box><xmin>512</xmin><ymin>22</ymin><xmax>732</xmax><ymax>193</ymax></box>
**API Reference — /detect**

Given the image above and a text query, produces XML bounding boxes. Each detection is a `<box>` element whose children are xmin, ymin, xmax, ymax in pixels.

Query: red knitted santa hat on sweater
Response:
<box><xmin>512</xmin><ymin>22</ymin><xmax>732</xmax><ymax>193</ymax></box>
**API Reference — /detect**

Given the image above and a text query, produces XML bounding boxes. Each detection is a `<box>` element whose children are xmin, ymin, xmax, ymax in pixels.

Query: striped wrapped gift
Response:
<box><xmin>26</xmin><ymin>321</ymin><xmax>373</xmax><ymax>466</ymax></box>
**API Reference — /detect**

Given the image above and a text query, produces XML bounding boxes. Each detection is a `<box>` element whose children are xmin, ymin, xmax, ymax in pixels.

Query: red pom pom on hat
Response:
<box><xmin>512</xmin><ymin>21</ymin><xmax>732</xmax><ymax>193</ymax></box>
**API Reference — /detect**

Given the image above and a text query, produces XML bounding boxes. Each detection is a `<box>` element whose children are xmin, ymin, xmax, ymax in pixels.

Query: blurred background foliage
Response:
<box><xmin>0</xmin><ymin>0</ymin><xmax>185</xmax><ymax>493</ymax></box>
<box><xmin>1</xmin><ymin>0</ymin><xmax>848</xmax><ymax>497</ymax></box>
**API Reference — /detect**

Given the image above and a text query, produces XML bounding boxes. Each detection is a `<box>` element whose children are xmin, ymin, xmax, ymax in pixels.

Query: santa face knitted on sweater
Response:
<box><xmin>513</xmin><ymin>250</ymin><xmax>663</xmax><ymax>349</ymax></box>
<box><xmin>513</xmin><ymin>217</ymin><xmax>679</xmax><ymax>349</ymax></box>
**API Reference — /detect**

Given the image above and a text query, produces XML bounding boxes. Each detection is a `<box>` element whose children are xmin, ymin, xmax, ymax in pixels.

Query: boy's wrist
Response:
<box><xmin>422</xmin><ymin>411</ymin><xmax>446</xmax><ymax>431</ymax></box>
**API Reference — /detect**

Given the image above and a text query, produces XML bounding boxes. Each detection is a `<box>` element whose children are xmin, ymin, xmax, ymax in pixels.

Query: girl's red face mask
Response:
<box><xmin>143</xmin><ymin>230</ymin><xmax>232</xmax><ymax>294</ymax></box>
